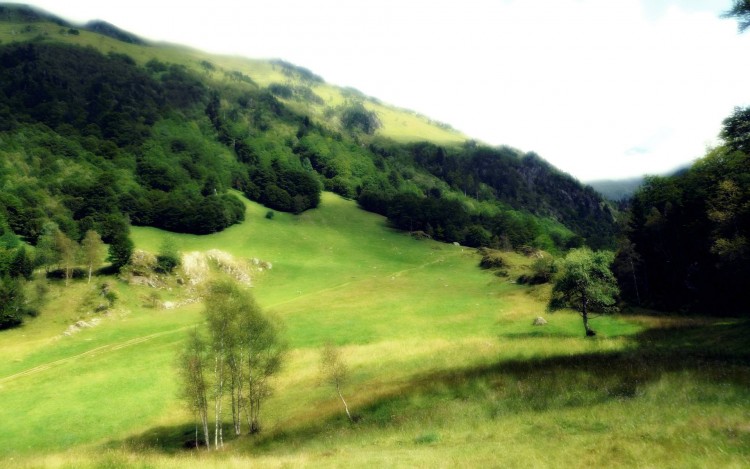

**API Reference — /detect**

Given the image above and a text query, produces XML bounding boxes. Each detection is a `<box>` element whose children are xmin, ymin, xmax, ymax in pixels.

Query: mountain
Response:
<box><xmin>0</xmin><ymin>3</ymin><xmax>69</xmax><ymax>26</ymax></box>
<box><xmin>587</xmin><ymin>177</ymin><xmax>644</xmax><ymax>201</ymax></box>
<box><xmin>0</xmin><ymin>5</ymin><xmax>617</xmax><ymax>252</ymax></box>
<box><xmin>83</xmin><ymin>20</ymin><xmax>146</xmax><ymax>45</ymax></box>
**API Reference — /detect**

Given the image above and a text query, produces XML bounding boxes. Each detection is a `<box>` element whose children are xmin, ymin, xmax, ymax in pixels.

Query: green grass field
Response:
<box><xmin>1</xmin><ymin>193</ymin><xmax>748</xmax><ymax>468</ymax></box>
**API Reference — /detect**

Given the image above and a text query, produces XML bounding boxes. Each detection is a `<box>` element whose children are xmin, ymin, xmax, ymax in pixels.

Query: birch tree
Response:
<box><xmin>204</xmin><ymin>280</ymin><xmax>242</xmax><ymax>449</ymax></box>
<box><xmin>242</xmin><ymin>308</ymin><xmax>283</xmax><ymax>433</ymax></box>
<box><xmin>54</xmin><ymin>230</ymin><xmax>78</xmax><ymax>286</ymax></box>
<box><xmin>320</xmin><ymin>343</ymin><xmax>354</xmax><ymax>423</ymax></box>
<box><xmin>178</xmin><ymin>328</ymin><xmax>211</xmax><ymax>450</ymax></box>
<box><xmin>81</xmin><ymin>230</ymin><xmax>104</xmax><ymax>283</ymax></box>
<box><xmin>184</xmin><ymin>278</ymin><xmax>283</xmax><ymax>448</ymax></box>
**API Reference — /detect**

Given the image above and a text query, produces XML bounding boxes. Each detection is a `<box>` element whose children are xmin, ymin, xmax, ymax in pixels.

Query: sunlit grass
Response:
<box><xmin>1</xmin><ymin>195</ymin><xmax>748</xmax><ymax>468</ymax></box>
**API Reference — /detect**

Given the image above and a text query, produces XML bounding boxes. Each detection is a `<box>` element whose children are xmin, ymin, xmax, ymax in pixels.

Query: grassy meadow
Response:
<box><xmin>0</xmin><ymin>193</ymin><xmax>748</xmax><ymax>468</ymax></box>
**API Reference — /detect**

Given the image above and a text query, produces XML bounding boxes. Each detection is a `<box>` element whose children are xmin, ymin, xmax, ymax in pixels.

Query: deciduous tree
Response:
<box><xmin>320</xmin><ymin>343</ymin><xmax>354</xmax><ymax>423</ymax></box>
<box><xmin>178</xmin><ymin>327</ymin><xmax>211</xmax><ymax>450</ymax></box>
<box><xmin>178</xmin><ymin>279</ymin><xmax>283</xmax><ymax>450</ymax></box>
<box><xmin>81</xmin><ymin>230</ymin><xmax>104</xmax><ymax>283</ymax></box>
<box><xmin>54</xmin><ymin>230</ymin><xmax>78</xmax><ymax>286</ymax></box>
<box><xmin>548</xmin><ymin>248</ymin><xmax>619</xmax><ymax>337</ymax></box>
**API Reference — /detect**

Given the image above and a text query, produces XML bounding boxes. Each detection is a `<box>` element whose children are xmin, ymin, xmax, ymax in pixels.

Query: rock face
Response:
<box><xmin>532</xmin><ymin>316</ymin><xmax>548</xmax><ymax>326</ymax></box>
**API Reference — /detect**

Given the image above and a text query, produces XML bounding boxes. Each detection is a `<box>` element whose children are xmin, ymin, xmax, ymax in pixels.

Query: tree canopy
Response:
<box><xmin>549</xmin><ymin>248</ymin><xmax>619</xmax><ymax>336</ymax></box>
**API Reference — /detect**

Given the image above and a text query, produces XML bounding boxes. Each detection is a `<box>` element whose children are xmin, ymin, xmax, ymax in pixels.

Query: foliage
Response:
<box><xmin>81</xmin><ymin>230</ymin><xmax>104</xmax><ymax>283</ymax></box>
<box><xmin>106</xmin><ymin>217</ymin><xmax>134</xmax><ymax>271</ymax></box>
<box><xmin>408</xmin><ymin>143</ymin><xmax>617</xmax><ymax>248</ymax></box>
<box><xmin>723</xmin><ymin>0</ymin><xmax>750</xmax><ymax>32</ymax></box>
<box><xmin>155</xmin><ymin>238</ymin><xmax>180</xmax><ymax>274</ymax></box>
<box><xmin>178</xmin><ymin>279</ymin><xmax>284</xmax><ymax>448</ymax></box>
<box><xmin>0</xmin><ymin>31</ymin><xmax>615</xmax><ymax>263</ymax></box>
<box><xmin>549</xmin><ymin>248</ymin><xmax>619</xmax><ymax>336</ymax></box>
<box><xmin>518</xmin><ymin>256</ymin><xmax>557</xmax><ymax>285</ymax></box>
<box><xmin>0</xmin><ymin>275</ymin><xmax>27</xmax><ymax>329</ymax></box>
<box><xmin>620</xmin><ymin>146</ymin><xmax>750</xmax><ymax>313</ymax></box>
<box><xmin>177</xmin><ymin>327</ymin><xmax>211</xmax><ymax>450</ymax></box>
<box><xmin>721</xmin><ymin>106</ymin><xmax>750</xmax><ymax>154</ymax></box>
<box><xmin>340</xmin><ymin>103</ymin><xmax>381</xmax><ymax>135</ymax></box>
<box><xmin>478</xmin><ymin>249</ymin><xmax>507</xmax><ymax>269</ymax></box>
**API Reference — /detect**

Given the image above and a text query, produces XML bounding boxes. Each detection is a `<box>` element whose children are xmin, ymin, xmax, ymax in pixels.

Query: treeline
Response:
<box><xmin>0</xmin><ymin>220</ymin><xmax>130</xmax><ymax>329</ymax></box>
<box><xmin>616</xmin><ymin>106</ymin><xmax>750</xmax><ymax>314</ymax></box>
<box><xmin>406</xmin><ymin>143</ymin><xmax>617</xmax><ymax>248</ymax></box>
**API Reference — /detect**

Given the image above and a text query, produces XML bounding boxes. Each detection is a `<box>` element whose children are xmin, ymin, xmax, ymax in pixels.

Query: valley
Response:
<box><xmin>1</xmin><ymin>194</ymin><xmax>747</xmax><ymax>468</ymax></box>
<box><xmin>0</xmin><ymin>3</ymin><xmax>748</xmax><ymax>468</ymax></box>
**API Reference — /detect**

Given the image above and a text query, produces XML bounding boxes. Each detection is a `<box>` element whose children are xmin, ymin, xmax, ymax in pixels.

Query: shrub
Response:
<box><xmin>479</xmin><ymin>249</ymin><xmax>507</xmax><ymax>270</ymax></box>
<box><xmin>518</xmin><ymin>257</ymin><xmax>557</xmax><ymax>285</ymax></box>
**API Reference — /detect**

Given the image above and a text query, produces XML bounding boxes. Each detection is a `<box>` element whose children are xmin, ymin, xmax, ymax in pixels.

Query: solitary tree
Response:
<box><xmin>81</xmin><ymin>230</ymin><xmax>104</xmax><ymax>283</ymax></box>
<box><xmin>320</xmin><ymin>343</ymin><xmax>354</xmax><ymax>423</ymax></box>
<box><xmin>548</xmin><ymin>248</ymin><xmax>619</xmax><ymax>337</ymax></box>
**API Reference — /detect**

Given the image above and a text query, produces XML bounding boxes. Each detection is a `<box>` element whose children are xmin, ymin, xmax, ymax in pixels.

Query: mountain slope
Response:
<box><xmin>587</xmin><ymin>177</ymin><xmax>644</xmax><ymax>201</ymax></box>
<box><xmin>0</xmin><ymin>4</ymin><xmax>616</xmax><ymax>251</ymax></box>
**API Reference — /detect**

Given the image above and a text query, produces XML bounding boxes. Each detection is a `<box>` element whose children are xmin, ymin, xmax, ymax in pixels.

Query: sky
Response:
<box><xmin>12</xmin><ymin>0</ymin><xmax>750</xmax><ymax>181</ymax></box>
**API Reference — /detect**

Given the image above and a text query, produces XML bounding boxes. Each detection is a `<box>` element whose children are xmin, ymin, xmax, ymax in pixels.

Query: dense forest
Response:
<box><xmin>615</xmin><ymin>106</ymin><xmax>750</xmax><ymax>314</ymax></box>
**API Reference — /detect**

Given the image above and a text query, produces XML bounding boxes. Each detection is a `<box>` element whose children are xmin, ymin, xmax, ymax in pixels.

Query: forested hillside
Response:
<box><xmin>616</xmin><ymin>106</ymin><xmax>750</xmax><ymax>314</ymax></box>
<box><xmin>0</xmin><ymin>4</ymin><xmax>616</xmax><ymax>257</ymax></box>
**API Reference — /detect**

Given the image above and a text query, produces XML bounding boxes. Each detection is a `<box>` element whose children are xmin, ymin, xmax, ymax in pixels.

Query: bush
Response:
<box><xmin>479</xmin><ymin>249</ymin><xmax>507</xmax><ymax>269</ymax></box>
<box><xmin>265</xmin><ymin>210</ymin><xmax>274</xmax><ymax>220</ymax></box>
<box><xmin>518</xmin><ymin>257</ymin><xmax>557</xmax><ymax>285</ymax></box>
<box><xmin>155</xmin><ymin>254</ymin><xmax>180</xmax><ymax>274</ymax></box>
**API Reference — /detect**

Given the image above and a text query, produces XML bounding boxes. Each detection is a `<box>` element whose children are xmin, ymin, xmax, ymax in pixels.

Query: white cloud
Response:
<box><xmin>15</xmin><ymin>0</ymin><xmax>750</xmax><ymax>180</ymax></box>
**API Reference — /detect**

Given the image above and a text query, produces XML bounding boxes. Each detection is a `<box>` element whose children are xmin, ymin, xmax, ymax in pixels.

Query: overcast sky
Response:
<box><xmin>15</xmin><ymin>0</ymin><xmax>750</xmax><ymax>181</ymax></box>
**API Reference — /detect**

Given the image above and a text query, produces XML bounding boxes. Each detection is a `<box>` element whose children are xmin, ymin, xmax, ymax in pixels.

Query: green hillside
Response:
<box><xmin>1</xmin><ymin>4</ymin><xmax>748</xmax><ymax>468</ymax></box>
<box><xmin>1</xmin><ymin>193</ymin><xmax>747</xmax><ymax>468</ymax></box>
<box><xmin>0</xmin><ymin>3</ymin><xmax>617</xmax><ymax>258</ymax></box>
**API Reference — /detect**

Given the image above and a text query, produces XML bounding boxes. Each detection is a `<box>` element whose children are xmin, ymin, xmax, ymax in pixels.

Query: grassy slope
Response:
<box><xmin>0</xmin><ymin>193</ymin><xmax>747</xmax><ymax>468</ymax></box>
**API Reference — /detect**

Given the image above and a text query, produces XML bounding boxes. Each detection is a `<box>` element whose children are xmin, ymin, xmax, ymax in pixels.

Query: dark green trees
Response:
<box><xmin>549</xmin><ymin>248</ymin><xmax>619</xmax><ymax>337</ymax></box>
<box><xmin>619</xmin><ymin>147</ymin><xmax>749</xmax><ymax>313</ymax></box>
<box><xmin>0</xmin><ymin>275</ymin><xmax>26</xmax><ymax>329</ymax></box>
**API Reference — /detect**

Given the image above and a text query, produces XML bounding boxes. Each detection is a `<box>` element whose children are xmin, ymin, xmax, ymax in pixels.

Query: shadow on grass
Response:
<box><xmin>107</xmin><ymin>318</ymin><xmax>750</xmax><ymax>454</ymax></box>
